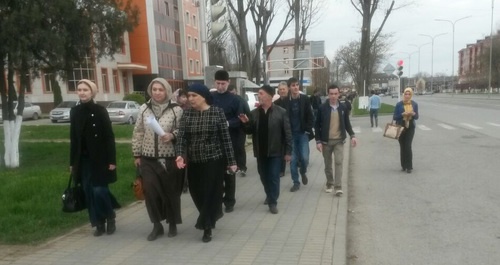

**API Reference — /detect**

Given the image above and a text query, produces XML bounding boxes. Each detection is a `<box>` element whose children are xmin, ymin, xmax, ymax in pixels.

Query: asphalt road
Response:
<box><xmin>346</xmin><ymin>94</ymin><xmax>500</xmax><ymax>264</ymax></box>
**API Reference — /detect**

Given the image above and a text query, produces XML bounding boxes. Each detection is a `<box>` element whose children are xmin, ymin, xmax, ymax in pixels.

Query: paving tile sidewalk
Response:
<box><xmin>0</xmin><ymin>141</ymin><xmax>350</xmax><ymax>265</ymax></box>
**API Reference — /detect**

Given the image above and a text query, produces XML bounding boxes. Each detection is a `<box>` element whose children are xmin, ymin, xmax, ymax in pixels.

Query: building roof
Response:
<box><xmin>270</xmin><ymin>38</ymin><xmax>310</xmax><ymax>48</ymax></box>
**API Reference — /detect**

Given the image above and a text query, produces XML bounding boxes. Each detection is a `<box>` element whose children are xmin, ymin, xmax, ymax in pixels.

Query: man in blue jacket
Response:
<box><xmin>314</xmin><ymin>84</ymin><xmax>357</xmax><ymax>196</ymax></box>
<box><xmin>212</xmin><ymin>70</ymin><xmax>243</xmax><ymax>213</ymax></box>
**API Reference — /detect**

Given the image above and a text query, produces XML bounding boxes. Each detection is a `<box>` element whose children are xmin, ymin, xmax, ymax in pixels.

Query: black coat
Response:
<box><xmin>274</xmin><ymin>94</ymin><xmax>315</xmax><ymax>139</ymax></box>
<box><xmin>70</xmin><ymin>100</ymin><xmax>117</xmax><ymax>186</ymax></box>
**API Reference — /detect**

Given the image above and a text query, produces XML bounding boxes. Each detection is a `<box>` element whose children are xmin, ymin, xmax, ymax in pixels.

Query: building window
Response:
<box><xmin>196</xmin><ymin>60</ymin><xmax>200</xmax><ymax>73</ymax></box>
<box><xmin>284</xmin><ymin>58</ymin><xmax>289</xmax><ymax>64</ymax></box>
<box><xmin>122</xmin><ymin>72</ymin><xmax>129</xmax><ymax>94</ymax></box>
<box><xmin>16</xmin><ymin>73</ymin><xmax>32</xmax><ymax>94</ymax></box>
<box><xmin>185</xmin><ymin>12</ymin><xmax>190</xmax><ymax>25</ymax></box>
<box><xmin>67</xmin><ymin>56</ymin><xmax>95</xmax><ymax>92</ymax></box>
<box><xmin>194</xmin><ymin>38</ymin><xmax>198</xmax><ymax>50</ymax></box>
<box><xmin>101</xmin><ymin>68</ymin><xmax>109</xmax><ymax>93</ymax></box>
<box><xmin>42</xmin><ymin>70</ymin><xmax>56</xmax><ymax>93</ymax></box>
<box><xmin>284</xmin><ymin>69</ymin><xmax>289</xmax><ymax>74</ymax></box>
<box><xmin>192</xmin><ymin>15</ymin><xmax>197</xmax><ymax>28</ymax></box>
<box><xmin>165</xmin><ymin>1</ymin><xmax>169</xmax><ymax>16</ymax></box>
<box><xmin>173</xmin><ymin>5</ymin><xmax>178</xmax><ymax>20</ymax></box>
<box><xmin>283</xmin><ymin>47</ymin><xmax>289</xmax><ymax>54</ymax></box>
<box><xmin>189</xmin><ymin>59</ymin><xmax>194</xmax><ymax>73</ymax></box>
<box><xmin>113</xmin><ymin>70</ymin><xmax>120</xmax><ymax>93</ymax></box>
<box><xmin>187</xmin><ymin>36</ymin><xmax>192</xmax><ymax>49</ymax></box>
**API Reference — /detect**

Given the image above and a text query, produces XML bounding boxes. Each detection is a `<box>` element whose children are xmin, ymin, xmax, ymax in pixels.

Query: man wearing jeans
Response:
<box><xmin>274</xmin><ymin>77</ymin><xmax>314</xmax><ymax>192</ymax></box>
<box><xmin>368</xmin><ymin>90</ymin><xmax>381</xmax><ymax>127</ymax></box>
<box><xmin>314</xmin><ymin>84</ymin><xmax>357</xmax><ymax>196</ymax></box>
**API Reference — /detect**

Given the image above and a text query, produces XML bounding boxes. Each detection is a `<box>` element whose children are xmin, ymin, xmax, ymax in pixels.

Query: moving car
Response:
<box><xmin>106</xmin><ymin>101</ymin><xmax>140</xmax><ymax>124</ymax></box>
<box><xmin>0</xmin><ymin>101</ymin><xmax>41</xmax><ymax>122</ymax></box>
<box><xmin>245</xmin><ymin>91</ymin><xmax>259</xmax><ymax>111</ymax></box>
<box><xmin>50</xmin><ymin>100</ymin><xmax>78</xmax><ymax>123</ymax></box>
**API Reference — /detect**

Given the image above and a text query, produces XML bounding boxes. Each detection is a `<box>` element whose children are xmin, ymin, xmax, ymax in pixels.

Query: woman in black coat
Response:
<box><xmin>70</xmin><ymin>79</ymin><xmax>119</xmax><ymax>237</ymax></box>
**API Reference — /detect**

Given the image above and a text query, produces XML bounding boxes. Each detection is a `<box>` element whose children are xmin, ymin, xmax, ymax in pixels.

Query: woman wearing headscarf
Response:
<box><xmin>132</xmin><ymin>78</ymin><xmax>184</xmax><ymax>241</ymax></box>
<box><xmin>393</xmin><ymin>87</ymin><xmax>419</xmax><ymax>173</ymax></box>
<box><xmin>175</xmin><ymin>83</ymin><xmax>237</xmax><ymax>243</ymax></box>
<box><xmin>70</xmin><ymin>79</ymin><xmax>120</xmax><ymax>237</ymax></box>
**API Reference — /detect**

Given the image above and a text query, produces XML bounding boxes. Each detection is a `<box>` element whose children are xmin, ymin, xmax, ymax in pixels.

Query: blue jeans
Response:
<box><xmin>256</xmin><ymin>156</ymin><xmax>282</xmax><ymax>206</ymax></box>
<box><xmin>370</xmin><ymin>108</ymin><xmax>379</xmax><ymax>127</ymax></box>
<box><xmin>290</xmin><ymin>132</ymin><xmax>310</xmax><ymax>185</ymax></box>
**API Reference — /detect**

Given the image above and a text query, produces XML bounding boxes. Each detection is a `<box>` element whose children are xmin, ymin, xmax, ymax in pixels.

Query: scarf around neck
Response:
<box><xmin>402</xmin><ymin>88</ymin><xmax>413</xmax><ymax>128</ymax></box>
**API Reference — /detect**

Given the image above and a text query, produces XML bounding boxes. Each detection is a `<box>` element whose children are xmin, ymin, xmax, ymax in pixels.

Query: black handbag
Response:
<box><xmin>62</xmin><ymin>173</ymin><xmax>86</xmax><ymax>213</ymax></box>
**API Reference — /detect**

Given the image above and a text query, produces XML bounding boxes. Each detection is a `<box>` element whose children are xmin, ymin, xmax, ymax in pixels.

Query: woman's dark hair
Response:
<box><xmin>178</xmin><ymin>88</ymin><xmax>188</xmax><ymax>97</ymax></box>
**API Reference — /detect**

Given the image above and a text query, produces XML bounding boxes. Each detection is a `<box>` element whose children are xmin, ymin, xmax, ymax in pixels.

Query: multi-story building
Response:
<box><xmin>266</xmin><ymin>38</ymin><xmax>327</xmax><ymax>92</ymax></box>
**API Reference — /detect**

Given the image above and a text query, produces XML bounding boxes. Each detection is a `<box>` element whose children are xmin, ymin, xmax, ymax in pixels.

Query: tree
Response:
<box><xmin>479</xmin><ymin>34</ymin><xmax>500</xmax><ymax>91</ymax></box>
<box><xmin>0</xmin><ymin>0</ymin><xmax>139</xmax><ymax>168</ymax></box>
<box><xmin>335</xmin><ymin>34</ymin><xmax>392</xmax><ymax>94</ymax></box>
<box><xmin>350</xmin><ymin>0</ymin><xmax>397</xmax><ymax>93</ymax></box>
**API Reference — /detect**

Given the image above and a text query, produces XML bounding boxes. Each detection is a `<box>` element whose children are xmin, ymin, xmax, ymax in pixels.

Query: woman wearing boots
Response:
<box><xmin>175</xmin><ymin>83</ymin><xmax>237</xmax><ymax>243</ymax></box>
<box><xmin>132</xmin><ymin>78</ymin><xmax>184</xmax><ymax>241</ymax></box>
<box><xmin>70</xmin><ymin>79</ymin><xmax>120</xmax><ymax>236</ymax></box>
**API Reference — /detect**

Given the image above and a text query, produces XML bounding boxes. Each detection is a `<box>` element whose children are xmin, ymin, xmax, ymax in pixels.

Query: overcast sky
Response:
<box><xmin>268</xmin><ymin>0</ymin><xmax>499</xmax><ymax>77</ymax></box>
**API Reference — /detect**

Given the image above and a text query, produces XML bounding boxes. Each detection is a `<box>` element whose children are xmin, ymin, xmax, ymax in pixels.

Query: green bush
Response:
<box><xmin>123</xmin><ymin>93</ymin><xmax>146</xmax><ymax>105</ymax></box>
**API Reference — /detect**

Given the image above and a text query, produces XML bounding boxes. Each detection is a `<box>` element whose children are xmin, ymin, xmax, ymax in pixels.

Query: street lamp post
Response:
<box><xmin>419</xmin><ymin>33</ymin><xmax>447</xmax><ymax>93</ymax></box>
<box><xmin>409</xmin><ymin>43</ymin><xmax>431</xmax><ymax>76</ymax></box>
<box><xmin>435</xmin><ymin>16</ymin><xmax>472</xmax><ymax>94</ymax></box>
<box><xmin>488</xmin><ymin>0</ymin><xmax>494</xmax><ymax>94</ymax></box>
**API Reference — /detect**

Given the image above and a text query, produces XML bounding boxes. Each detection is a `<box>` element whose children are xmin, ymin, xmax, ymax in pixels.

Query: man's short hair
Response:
<box><xmin>327</xmin><ymin>84</ymin><xmax>340</xmax><ymax>92</ymax></box>
<box><xmin>278</xmin><ymin>81</ymin><xmax>288</xmax><ymax>87</ymax></box>
<box><xmin>214</xmin><ymin>70</ymin><xmax>229</xmax><ymax>81</ymax></box>
<box><xmin>287</xmin><ymin>77</ymin><xmax>299</xmax><ymax>87</ymax></box>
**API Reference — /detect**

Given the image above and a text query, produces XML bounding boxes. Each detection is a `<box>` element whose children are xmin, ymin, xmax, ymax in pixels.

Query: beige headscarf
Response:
<box><xmin>146</xmin><ymin>77</ymin><xmax>173</xmax><ymax>117</ymax></box>
<box><xmin>402</xmin><ymin>87</ymin><xmax>414</xmax><ymax>128</ymax></box>
<box><xmin>78</xmin><ymin>79</ymin><xmax>98</xmax><ymax>98</ymax></box>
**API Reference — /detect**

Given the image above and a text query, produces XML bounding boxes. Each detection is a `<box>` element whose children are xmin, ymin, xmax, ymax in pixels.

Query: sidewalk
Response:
<box><xmin>0</xmin><ymin>141</ymin><xmax>350</xmax><ymax>265</ymax></box>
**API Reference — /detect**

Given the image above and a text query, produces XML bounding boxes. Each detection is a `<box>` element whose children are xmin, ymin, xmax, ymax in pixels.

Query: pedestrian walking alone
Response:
<box><xmin>69</xmin><ymin>79</ymin><xmax>120</xmax><ymax>237</ymax></box>
<box><xmin>132</xmin><ymin>78</ymin><xmax>184</xmax><ymax>241</ymax></box>
<box><xmin>393</xmin><ymin>87</ymin><xmax>419</xmax><ymax>173</ymax></box>
<box><xmin>368</xmin><ymin>90</ymin><xmax>381</xmax><ymax>127</ymax></box>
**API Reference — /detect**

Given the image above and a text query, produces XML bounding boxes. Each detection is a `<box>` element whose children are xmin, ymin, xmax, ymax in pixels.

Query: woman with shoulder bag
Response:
<box><xmin>132</xmin><ymin>78</ymin><xmax>184</xmax><ymax>241</ymax></box>
<box><xmin>393</xmin><ymin>87</ymin><xmax>419</xmax><ymax>174</ymax></box>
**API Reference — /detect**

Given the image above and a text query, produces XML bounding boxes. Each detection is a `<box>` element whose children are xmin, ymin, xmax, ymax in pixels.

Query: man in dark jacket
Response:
<box><xmin>239</xmin><ymin>85</ymin><xmax>292</xmax><ymax>214</ymax></box>
<box><xmin>314</xmin><ymin>84</ymin><xmax>357</xmax><ymax>196</ymax></box>
<box><xmin>274</xmin><ymin>77</ymin><xmax>314</xmax><ymax>192</ymax></box>
<box><xmin>211</xmin><ymin>69</ymin><xmax>243</xmax><ymax>213</ymax></box>
<box><xmin>228</xmin><ymin>85</ymin><xmax>250</xmax><ymax>176</ymax></box>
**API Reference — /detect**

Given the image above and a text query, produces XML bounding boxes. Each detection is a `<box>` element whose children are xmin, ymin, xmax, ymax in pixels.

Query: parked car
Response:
<box><xmin>391</xmin><ymin>92</ymin><xmax>399</xmax><ymax>98</ymax></box>
<box><xmin>245</xmin><ymin>91</ymin><xmax>259</xmax><ymax>111</ymax></box>
<box><xmin>0</xmin><ymin>101</ymin><xmax>41</xmax><ymax>122</ymax></box>
<box><xmin>50</xmin><ymin>100</ymin><xmax>78</xmax><ymax>123</ymax></box>
<box><xmin>106</xmin><ymin>100</ymin><xmax>140</xmax><ymax>124</ymax></box>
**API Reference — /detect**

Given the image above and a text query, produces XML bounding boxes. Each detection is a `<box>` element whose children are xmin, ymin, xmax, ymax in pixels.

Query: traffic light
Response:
<box><xmin>397</xmin><ymin>59</ymin><xmax>404</xmax><ymax>77</ymax></box>
<box><xmin>211</xmin><ymin>0</ymin><xmax>227</xmax><ymax>39</ymax></box>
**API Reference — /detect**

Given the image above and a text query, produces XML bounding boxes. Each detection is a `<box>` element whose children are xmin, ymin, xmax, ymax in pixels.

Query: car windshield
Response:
<box><xmin>108</xmin><ymin>102</ymin><xmax>127</xmax><ymax>108</ymax></box>
<box><xmin>57</xmin><ymin>101</ymin><xmax>77</xmax><ymax>108</ymax></box>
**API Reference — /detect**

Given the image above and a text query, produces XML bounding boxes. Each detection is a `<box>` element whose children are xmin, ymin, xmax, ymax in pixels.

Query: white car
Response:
<box><xmin>106</xmin><ymin>101</ymin><xmax>140</xmax><ymax>124</ymax></box>
<box><xmin>50</xmin><ymin>100</ymin><xmax>78</xmax><ymax>123</ymax></box>
<box><xmin>0</xmin><ymin>101</ymin><xmax>41</xmax><ymax>122</ymax></box>
<box><xmin>245</xmin><ymin>91</ymin><xmax>259</xmax><ymax>111</ymax></box>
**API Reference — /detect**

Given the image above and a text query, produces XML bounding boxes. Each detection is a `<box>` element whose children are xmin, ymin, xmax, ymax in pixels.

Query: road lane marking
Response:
<box><xmin>460</xmin><ymin>123</ymin><xmax>483</xmax><ymax>130</ymax></box>
<box><xmin>486</xmin><ymin>122</ymin><xmax>500</xmax><ymax>127</ymax></box>
<box><xmin>417</xmin><ymin>125</ymin><xmax>431</xmax><ymax>131</ymax></box>
<box><xmin>437</xmin><ymin>123</ymin><xmax>456</xmax><ymax>130</ymax></box>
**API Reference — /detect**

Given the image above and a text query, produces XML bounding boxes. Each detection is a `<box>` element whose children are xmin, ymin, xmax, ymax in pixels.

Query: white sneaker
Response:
<box><xmin>335</xmin><ymin>189</ymin><xmax>343</xmax><ymax>196</ymax></box>
<box><xmin>325</xmin><ymin>185</ymin><xmax>333</xmax><ymax>193</ymax></box>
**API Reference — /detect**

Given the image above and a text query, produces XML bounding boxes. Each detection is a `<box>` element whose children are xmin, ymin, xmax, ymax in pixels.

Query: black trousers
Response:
<box><xmin>398</xmin><ymin>124</ymin><xmax>415</xmax><ymax>170</ymax></box>
<box><xmin>231</xmin><ymin>128</ymin><xmax>247</xmax><ymax>171</ymax></box>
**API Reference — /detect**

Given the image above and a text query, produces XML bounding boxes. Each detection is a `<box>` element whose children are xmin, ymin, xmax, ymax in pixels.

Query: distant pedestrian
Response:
<box><xmin>310</xmin><ymin>88</ymin><xmax>322</xmax><ymax>121</ymax></box>
<box><xmin>175</xmin><ymin>83</ymin><xmax>237</xmax><ymax>243</ymax></box>
<box><xmin>368</xmin><ymin>90</ymin><xmax>381</xmax><ymax>127</ymax></box>
<box><xmin>211</xmin><ymin>70</ymin><xmax>243</xmax><ymax>213</ymax></box>
<box><xmin>314</xmin><ymin>84</ymin><xmax>357</xmax><ymax>196</ymax></box>
<box><xmin>275</xmin><ymin>77</ymin><xmax>314</xmax><ymax>192</ymax></box>
<box><xmin>393</xmin><ymin>87</ymin><xmax>419</xmax><ymax>174</ymax></box>
<box><xmin>239</xmin><ymin>85</ymin><xmax>292</xmax><ymax>214</ymax></box>
<box><xmin>69</xmin><ymin>79</ymin><xmax>120</xmax><ymax>237</ymax></box>
<box><xmin>132</xmin><ymin>78</ymin><xmax>184</xmax><ymax>241</ymax></box>
<box><xmin>228</xmin><ymin>85</ymin><xmax>250</xmax><ymax>177</ymax></box>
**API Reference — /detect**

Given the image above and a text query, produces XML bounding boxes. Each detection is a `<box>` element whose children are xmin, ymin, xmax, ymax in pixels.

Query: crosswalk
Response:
<box><xmin>352</xmin><ymin>121</ymin><xmax>500</xmax><ymax>134</ymax></box>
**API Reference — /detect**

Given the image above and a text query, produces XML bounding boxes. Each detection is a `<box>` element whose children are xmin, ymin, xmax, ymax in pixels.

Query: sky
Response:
<box><xmin>266</xmin><ymin>0</ymin><xmax>499</xmax><ymax>77</ymax></box>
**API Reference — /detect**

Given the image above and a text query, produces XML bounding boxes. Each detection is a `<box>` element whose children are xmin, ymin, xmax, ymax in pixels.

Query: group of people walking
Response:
<box><xmin>68</xmin><ymin>71</ymin><xmax>417</xmax><ymax>243</ymax></box>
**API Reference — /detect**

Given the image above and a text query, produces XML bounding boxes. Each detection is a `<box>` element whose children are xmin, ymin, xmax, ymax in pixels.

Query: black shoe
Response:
<box><xmin>407</xmin><ymin>169</ymin><xmax>412</xmax><ymax>174</ymax></box>
<box><xmin>280</xmin><ymin>172</ymin><xmax>284</xmax><ymax>177</ymax></box>
<box><xmin>94</xmin><ymin>224</ymin><xmax>105</xmax><ymax>237</ymax></box>
<box><xmin>147</xmin><ymin>222</ymin><xmax>164</xmax><ymax>241</ymax></box>
<box><xmin>167</xmin><ymin>223</ymin><xmax>177</xmax><ymax>237</ymax></box>
<box><xmin>202</xmin><ymin>229</ymin><xmax>212</xmax><ymax>243</ymax></box>
<box><xmin>401</xmin><ymin>168</ymin><xmax>406</xmax><ymax>172</ymax></box>
<box><xmin>225</xmin><ymin>206</ymin><xmax>234</xmax><ymax>213</ymax></box>
<box><xmin>106</xmin><ymin>218</ymin><xmax>116</xmax><ymax>235</ymax></box>
<box><xmin>263</xmin><ymin>198</ymin><xmax>268</xmax><ymax>205</ymax></box>
<box><xmin>269</xmin><ymin>205</ymin><xmax>278</xmax><ymax>214</ymax></box>
<box><xmin>301</xmin><ymin>173</ymin><xmax>308</xmax><ymax>185</ymax></box>
<box><xmin>290</xmin><ymin>184</ymin><xmax>300</xmax><ymax>192</ymax></box>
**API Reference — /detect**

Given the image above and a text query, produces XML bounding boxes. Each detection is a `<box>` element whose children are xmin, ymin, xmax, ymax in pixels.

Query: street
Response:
<box><xmin>347</xmin><ymin>94</ymin><xmax>500</xmax><ymax>264</ymax></box>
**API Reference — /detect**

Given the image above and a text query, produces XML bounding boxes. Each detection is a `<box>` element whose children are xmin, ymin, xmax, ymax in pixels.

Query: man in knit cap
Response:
<box><xmin>211</xmin><ymin>69</ymin><xmax>244</xmax><ymax>213</ymax></box>
<box><xmin>238</xmin><ymin>85</ymin><xmax>292</xmax><ymax>214</ymax></box>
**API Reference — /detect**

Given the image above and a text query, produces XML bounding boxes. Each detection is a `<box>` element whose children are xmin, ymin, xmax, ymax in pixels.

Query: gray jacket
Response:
<box><xmin>243</xmin><ymin>104</ymin><xmax>292</xmax><ymax>158</ymax></box>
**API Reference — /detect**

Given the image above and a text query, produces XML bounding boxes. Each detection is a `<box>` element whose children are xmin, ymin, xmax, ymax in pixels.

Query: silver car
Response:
<box><xmin>106</xmin><ymin>101</ymin><xmax>140</xmax><ymax>124</ymax></box>
<box><xmin>0</xmin><ymin>101</ymin><xmax>42</xmax><ymax>122</ymax></box>
<box><xmin>50</xmin><ymin>100</ymin><xmax>78</xmax><ymax>123</ymax></box>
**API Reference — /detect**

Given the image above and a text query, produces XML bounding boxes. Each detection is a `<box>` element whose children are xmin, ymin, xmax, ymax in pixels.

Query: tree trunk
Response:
<box><xmin>358</xmin><ymin>0</ymin><xmax>371</xmax><ymax>95</ymax></box>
